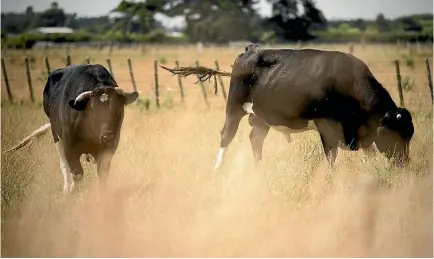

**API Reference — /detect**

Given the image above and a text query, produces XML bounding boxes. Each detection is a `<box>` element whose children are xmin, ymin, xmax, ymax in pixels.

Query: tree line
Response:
<box><xmin>1</xmin><ymin>0</ymin><xmax>433</xmax><ymax>48</ymax></box>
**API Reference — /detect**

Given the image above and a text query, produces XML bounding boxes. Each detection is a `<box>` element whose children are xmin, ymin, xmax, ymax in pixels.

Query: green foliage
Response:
<box><xmin>158</xmin><ymin>56</ymin><xmax>167</xmax><ymax>65</ymax></box>
<box><xmin>401</xmin><ymin>76</ymin><xmax>415</xmax><ymax>92</ymax></box>
<box><xmin>163</xmin><ymin>96</ymin><xmax>174</xmax><ymax>109</ymax></box>
<box><xmin>404</xmin><ymin>55</ymin><xmax>415</xmax><ymax>69</ymax></box>
<box><xmin>317</xmin><ymin>13</ymin><xmax>433</xmax><ymax>43</ymax></box>
<box><xmin>2</xmin><ymin>30</ymin><xmax>188</xmax><ymax>49</ymax></box>
<box><xmin>316</xmin><ymin>30</ymin><xmax>433</xmax><ymax>43</ymax></box>
<box><xmin>2</xmin><ymin>31</ymin><xmax>93</xmax><ymax>48</ymax></box>
<box><xmin>1</xmin><ymin>1</ymin><xmax>433</xmax><ymax>45</ymax></box>
<box><xmin>136</xmin><ymin>98</ymin><xmax>151</xmax><ymax>110</ymax></box>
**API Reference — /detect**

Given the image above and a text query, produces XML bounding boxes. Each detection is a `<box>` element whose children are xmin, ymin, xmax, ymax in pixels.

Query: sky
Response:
<box><xmin>1</xmin><ymin>0</ymin><xmax>433</xmax><ymax>28</ymax></box>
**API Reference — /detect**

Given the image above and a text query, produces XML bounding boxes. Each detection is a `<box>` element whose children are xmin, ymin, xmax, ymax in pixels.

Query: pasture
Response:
<box><xmin>1</xmin><ymin>43</ymin><xmax>433</xmax><ymax>257</ymax></box>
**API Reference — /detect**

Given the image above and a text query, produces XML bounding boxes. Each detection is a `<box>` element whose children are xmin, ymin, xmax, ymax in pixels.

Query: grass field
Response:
<box><xmin>1</xmin><ymin>43</ymin><xmax>433</xmax><ymax>257</ymax></box>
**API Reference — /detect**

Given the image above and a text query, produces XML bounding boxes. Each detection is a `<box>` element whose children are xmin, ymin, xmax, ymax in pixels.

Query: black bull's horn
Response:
<box><xmin>159</xmin><ymin>65</ymin><xmax>232</xmax><ymax>95</ymax></box>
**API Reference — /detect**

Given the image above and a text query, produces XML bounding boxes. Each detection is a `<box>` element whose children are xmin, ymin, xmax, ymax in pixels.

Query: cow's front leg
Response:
<box><xmin>54</xmin><ymin>140</ymin><xmax>71</xmax><ymax>193</ymax></box>
<box><xmin>342</xmin><ymin>123</ymin><xmax>359</xmax><ymax>151</ymax></box>
<box><xmin>97</xmin><ymin>151</ymin><xmax>113</xmax><ymax>187</ymax></box>
<box><xmin>248</xmin><ymin>114</ymin><xmax>270</xmax><ymax>164</ymax></box>
<box><xmin>314</xmin><ymin>119</ymin><xmax>343</xmax><ymax>168</ymax></box>
<box><xmin>319</xmin><ymin>135</ymin><xmax>338</xmax><ymax>167</ymax></box>
<box><xmin>65</xmin><ymin>151</ymin><xmax>84</xmax><ymax>193</ymax></box>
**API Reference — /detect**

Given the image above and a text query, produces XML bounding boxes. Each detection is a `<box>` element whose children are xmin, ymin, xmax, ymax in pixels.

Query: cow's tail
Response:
<box><xmin>3</xmin><ymin>123</ymin><xmax>51</xmax><ymax>154</ymax></box>
<box><xmin>159</xmin><ymin>65</ymin><xmax>232</xmax><ymax>95</ymax></box>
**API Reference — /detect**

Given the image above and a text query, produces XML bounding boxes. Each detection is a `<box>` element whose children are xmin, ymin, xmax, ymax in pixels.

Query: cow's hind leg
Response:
<box><xmin>314</xmin><ymin>119</ymin><xmax>343</xmax><ymax>168</ymax></box>
<box><xmin>55</xmin><ymin>140</ymin><xmax>71</xmax><ymax>193</ymax></box>
<box><xmin>214</xmin><ymin>107</ymin><xmax>246</xmax><ymax>170</ymax></box>
<box><xmin>248</xmin><ymin>114</ymin><xmax>270</xmax><ymax>164</ymax></box>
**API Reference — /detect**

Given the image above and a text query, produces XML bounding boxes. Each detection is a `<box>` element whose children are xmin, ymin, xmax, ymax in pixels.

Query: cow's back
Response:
<box><xmin>236</xmin><ymin>48</ymin><xmax>395</xmax><ymax>119</ymax></box>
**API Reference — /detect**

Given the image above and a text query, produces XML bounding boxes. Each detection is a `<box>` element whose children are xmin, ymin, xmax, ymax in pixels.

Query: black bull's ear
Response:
<box><xmin>120</xmin><ymin>91</ymin><xmax>139</xmax><ymax>105</ymax></box>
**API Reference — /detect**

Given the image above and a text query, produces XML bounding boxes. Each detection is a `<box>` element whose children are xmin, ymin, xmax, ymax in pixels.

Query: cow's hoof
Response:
<box><xmin>72</xmin><ymin>174</ymin><xmax>83</xmax><ymax>182</ymax></box>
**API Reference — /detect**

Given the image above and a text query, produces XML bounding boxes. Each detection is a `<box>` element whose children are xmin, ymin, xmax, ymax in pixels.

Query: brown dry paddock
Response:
<box><xmin>1</xmin><ymin>43</ymin><xmax>433</xmax><ymax>257</ymax></box>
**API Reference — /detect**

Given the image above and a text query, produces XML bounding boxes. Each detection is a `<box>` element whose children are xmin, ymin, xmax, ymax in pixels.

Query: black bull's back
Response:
<box><xmin>212</xmin><ymin>47</ymin><xmax>412</xmax><ymax>169</ymax></box>
<box><xmin>227</xmin><ymin>48</ymin><xmax>396</xmax><ymax>147</ymax></box>
<box><xmin>159</xmin><ymin>45</ymin><xmax>413</xmax><ymax>169</ymax></box>
<box><xmin>231</xmin><ymin>48</ymin><xmax>396</xmax><ymax>122</ymax></box>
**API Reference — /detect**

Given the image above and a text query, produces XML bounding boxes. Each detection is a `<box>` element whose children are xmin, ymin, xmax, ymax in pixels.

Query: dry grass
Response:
<box><xmin>1</xmin><ymin>43</ymin><xmax>433</xmax><ymax>257</ymax></box>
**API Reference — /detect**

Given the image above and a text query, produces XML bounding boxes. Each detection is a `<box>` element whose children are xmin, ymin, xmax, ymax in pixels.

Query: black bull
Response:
<box><xmin>161</xmin><ymin>44</ymin><xmax>415</xmax><ymax>170</ymax></box>
<box><xmin>3</xmin><ymin>64</ymin><xmax>139</xmax><ymax>193</ymax></box>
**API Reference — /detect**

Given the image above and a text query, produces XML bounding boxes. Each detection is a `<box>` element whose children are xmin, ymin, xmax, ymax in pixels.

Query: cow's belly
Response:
<box><xmin>271</xmin><ymin>121</ymin><xmax>317</xmax><ymax>134</ymax></box>
<box><xmin>270</xmin><ymin>121</ymin><xmax>317</xmax><ymax>142</ymax></box>
<box><xmin>243</xmin><ymin>102</ymin><xmax>318</xmax><ymax>141</ymax></box>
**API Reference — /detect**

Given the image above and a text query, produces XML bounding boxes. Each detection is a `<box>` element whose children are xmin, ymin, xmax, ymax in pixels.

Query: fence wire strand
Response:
<box><xmin>1</xmin><ymin>55</ymin><xmax>432</xmax><ymax>110</ymax></box>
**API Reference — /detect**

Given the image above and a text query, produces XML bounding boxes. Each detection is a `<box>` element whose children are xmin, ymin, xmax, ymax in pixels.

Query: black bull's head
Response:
<box><xmin>68</xmin><ymin>86</ymin><xmax>139</xmax><ymax>146</ymax></box>
<box><xmin>375</xmin><ymin>107</ymin><xmax>415</xmax><ymax>166</ymax></box>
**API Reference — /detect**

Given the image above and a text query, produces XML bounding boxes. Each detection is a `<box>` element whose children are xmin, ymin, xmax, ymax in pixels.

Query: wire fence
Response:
<box><xmin>1</xmin><ymin>54</ymin><xmax>433</xmax><ymax>111</ymax></box>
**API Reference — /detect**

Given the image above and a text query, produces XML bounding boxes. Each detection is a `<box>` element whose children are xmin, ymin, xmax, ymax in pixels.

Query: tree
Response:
<box><xmin>51</xmin><ymin>1</ymin><xmax>59</xmax><ymax>9</ymax></box>
<box><xmin>111</xmin><ymin>0</ymin><xmax>166</xmax><ymax>38</ymax></box>
<box><xmin>39</xmin><ymin>2</ymin><xmax>67</xmax><ymax>27</ymax></box>
<box><xmin>163</xmin><ymin>0</ymin><xmax>261</xmax><ymax>42</ymax></box>
<box><xmin>23</xmin><ymin>6</ymin><xmax>40</xmax><ymax>30</ymax></box>
<box><xmin>265</xmin><ymin>0</ymin><xmax>327</xmax><ymax>41</ymax></box>
<box><xmin>25</xmin><ymin>6</ymin><xmax>34</xmax><ymax>16</ymax></box>
<box><xmin>375</xmin><ymin>13</ymin><xmax>389</xmax><ymax>32</ymax></box>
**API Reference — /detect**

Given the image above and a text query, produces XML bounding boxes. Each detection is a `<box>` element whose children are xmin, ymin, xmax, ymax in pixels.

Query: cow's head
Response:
<box><xmin>375</xmin><ymin>107</ymin><xmax>414</xmax><ymax>166</ymax></box>
<box><xmin>68</xmin><ymin>86</ymin><xmax>139</xmax><ymax>145</ymax></box>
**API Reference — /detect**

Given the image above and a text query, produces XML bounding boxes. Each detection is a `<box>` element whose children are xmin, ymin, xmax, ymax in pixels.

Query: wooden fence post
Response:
<box><xmin>154</xmin><ymin>60</ymin><xmax>160</xmax><ymax>108</ymax></box>
<box><xmin>66</xmin><ymin>43</ymin><xmax>70</xmax><ymax>57</ymax></box>
<box><xmin>214</xmin><ymin>60</ymin><xmax>227</xmax><ymax>100</ymax></box>
<box><xmin>86</xmin><ymin>56</ymin><xmax>90</xmax><ymax>64</ymax></box>
<box><xmin>109</xmin><ymin>43</ymin><xmax>114</xmax><ymax>56</ymax></box>
<box><xmin>175</xmin><ymin>60</ymin><xmax>185</xmax><ymax>103</ymax></box>
<box><xmin>66</xmin><ymin>54</ymin><xmax>71</xmax><ymax>66</ymax></box>
<box><xmin>394</xmin><ymin>60</ymin><xmax>405</xmax><ymax>107</ymax></box>
<box><xmin>106</xmin><ymin>57</ymin><xmax>114</xmax><ymax>77</ymax></box>
<box><xmin>425</xmin><ymin>57</ymin><xmax>433</xmax><ymax>103</ymax></box>
<box><xmin>1</xmin><ymin>58</ymin><xmax>13</xmax><ymax>102</ymax></box>
<box><xmin>44</xmin><ymin>56</ymin><xmax>51</xmax><ymax>77</ymax></box>
<box><xmin>24</xmin><ymin>57</ymin><xmax>35</xmax><ymax>102</ymax></box>
<box><xmin>196</xmin><ymin>60</ymin><xmax>209</xmax><ymax>107</ymax></box>
<box><xmin>127</xmin><ymin>58</ymin><xmax>137</xmax><ymax>93</ymax></box>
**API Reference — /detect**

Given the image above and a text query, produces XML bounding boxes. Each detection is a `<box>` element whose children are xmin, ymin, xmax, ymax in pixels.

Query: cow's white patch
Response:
<box><xmin>69</xmin><ymin>181</ymin><xmax>76</xmax><ymax>193</ymax></box>
<box><xmin>55</xmin><ymin>140</ymin><xmax>71</xmax><ymax>193</ymax></box>
<box><xmin>242</xmin><ymin>102</ymin><xmax>256</xmax><ymax>115</ymax></box>
<box><xmin>214</xmin><ymin>147</ymin><xmax>226</xmax><ymax>170</ymax></box>
<box><xmin>272</xmin><ymin>121</ymin><xmax>317</xmax><ymax>142</ymax></box>
<box><xmin>100</xmin><ymin>93</ymin><xmax>109</xmax><ymax>103</ymax></box>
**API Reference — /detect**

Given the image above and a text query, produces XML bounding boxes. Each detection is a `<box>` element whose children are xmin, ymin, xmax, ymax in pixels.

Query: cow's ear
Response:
<box><xmin>123</xmin><ymin>91</ymin><xmax>139</xmax><ymax>105</ymax></box>
<box><xmin>68</xmin><ymin>99</ymin><xmax>88</xmax><ymax>111</ymax></box>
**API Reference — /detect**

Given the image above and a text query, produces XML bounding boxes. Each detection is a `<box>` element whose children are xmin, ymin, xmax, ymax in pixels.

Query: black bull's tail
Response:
<box><xmin>3</xmin><ymin>123</ymin><xmax>51</xmax><ymax>154</ymax></box>
<box><xmin>159</xmin><ymin>65</ymin><xmax>232</xmax><ymax>95</ymax></box>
